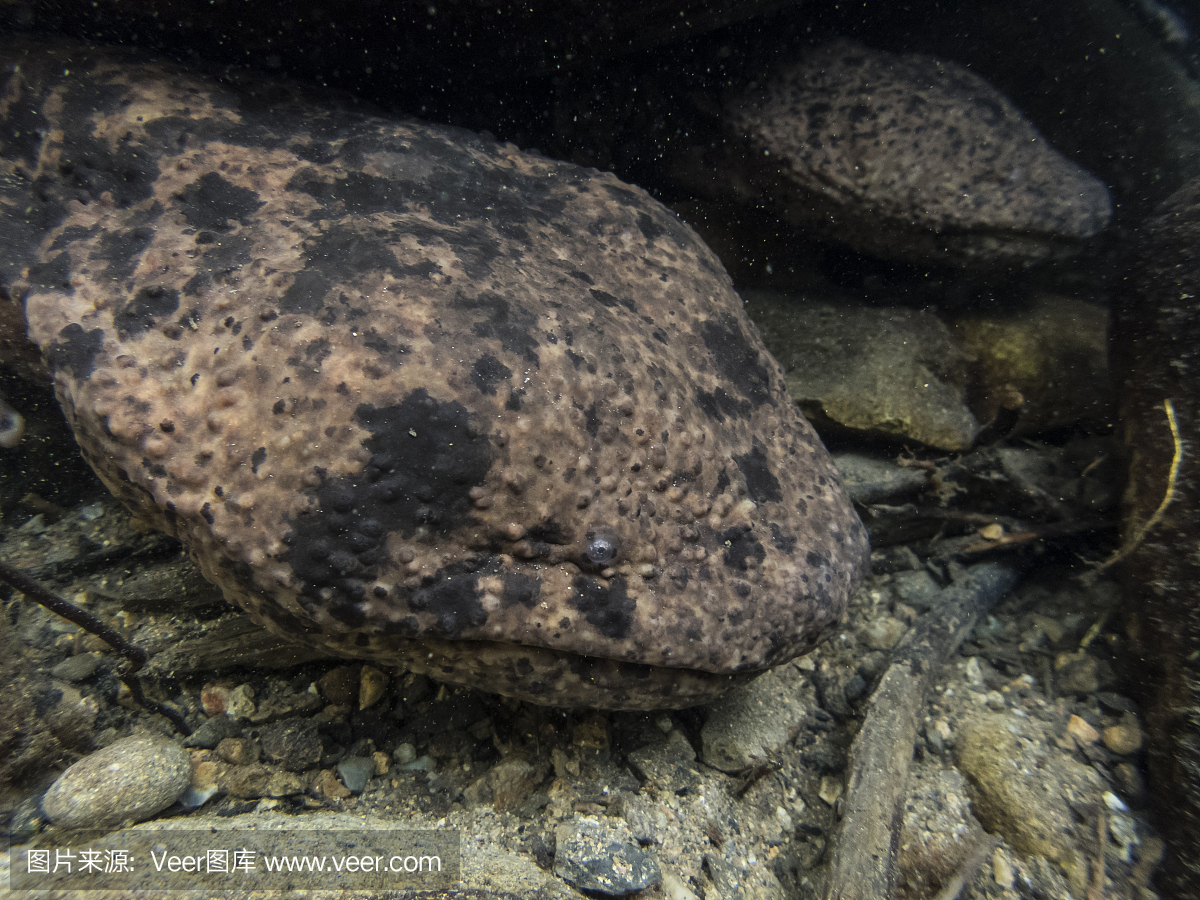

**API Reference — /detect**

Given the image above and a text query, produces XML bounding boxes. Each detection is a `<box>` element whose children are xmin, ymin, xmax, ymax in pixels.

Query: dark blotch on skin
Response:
<box><xmin>414</xmin><ymin>571</ymin><xmax>488</xmax><ymax>638</ymax></box>
<box><xmin>176</xmin><ymin>172</ymin><xmax>265</xmax><ymax>232</ymax></box>
<box><xmin>502</xmin><ymin>573</ymin><xmax>541</xmax><ymax>608</ymax></box>
<box><xmin>94</xmin><ymin>224</ymin><xmax>155</xmax><ymax>283</ymax></box>
<box><xmin>25</xmin><ymin>252</ymin><xmax>74</xmax><ymax>294</ymax></box>
<box><xmin>114</xmin><ymin>285</ymin><xmax>180</xmax><ymax>339</ymax></box>
<box><xmin>696</xmin><ymin>386</ymin><xmax>751</xmax><ymax>423</ymax></box>
<box><xmin>471</xmin><ymin>354</ymin><xmax>513</xmax><ymax>395</ymax></box>
<box><xmin>570</xmin><ymin>575</ymin><xmax>635</xmax><ymax>640</ymax></box>
<box><xmin>280</xmin><ymin>269</ymin><xmax>331</xmax><ymax>315</ymax></box>
<box><xmin>454</xmin><ymin>291</ymin><xmax>541</xmax><ymax>365</ymax></box>
<box><xmin>701</xmin><ymin>316</ymin><xmax>773</xmax><ymax>407</ymax></box>
<box><xmin>721</xmin><ymin>525</ymin><xmax>766</xmax><ymax>571</ymax></box>
<box><xmin>735</xmin><ymin>444</ymin><xmax>783</xmax><ymax>503</ymax></box>
<box><xmin>281</xmin><ymin>389</ymin><xmax>492</xmax><ymax>599</ymax></box>
<box><xmin>47</xmin><ymin>324</ymin><xmax>104</xmax><ymax>378</ymax></box>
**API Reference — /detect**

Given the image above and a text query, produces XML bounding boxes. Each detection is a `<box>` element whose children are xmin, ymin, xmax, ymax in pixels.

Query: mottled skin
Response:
<box><xmin>1</xmin><ymin>40</ymin><xmax>867</xmax><ymax>708</ymax></box>
<box><xmin>727</xmin><ymin>40</ymin><xmax>1112</xmax><ymax>267</ymax></box>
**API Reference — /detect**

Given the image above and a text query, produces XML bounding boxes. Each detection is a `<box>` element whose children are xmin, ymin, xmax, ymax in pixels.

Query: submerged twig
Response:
<box><xmin>0</xmin><ymin>558</ymin><xmax>192</xmax><ymax>735</ymax></box>
<box><xmin>1089</xmin><ymin>398</ymin><xmax>1181</xmax><ymax>578</ymax></box>
<box><xmin>822</xmin><ymin>562</ymin><xmax>1021</xmax><ymax>900</ymax></box>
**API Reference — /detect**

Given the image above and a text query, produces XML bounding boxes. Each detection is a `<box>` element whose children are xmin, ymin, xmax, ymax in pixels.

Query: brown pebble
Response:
<box><xmin>359</xmin><ymin>665</ymin><xmax>389</xmax><ymax>710</ymax></box>
<box><xmin>200</xmin><ymin>683</ymin><xmax>231</xmax><ymax>716</ymax></box>
<box><xmin>313</xmin><ymin>768</ymin><xmax>352</xmax><ymax>800</ymax></box>
<box><xmin>318</xmin><ymin>665</ymin><xmax>361</xmax><ymax>706</ymax></box>
<box><xmin>215</xmin><ymin>737</ymin><xmax>260</xmax><ymax>766</ymax></box>
<box><xmin>1103</xmin><ymin>716</ymin><xmax>1144</xmax><ymax>755</ymax></box>
<box><xmin>1066</xmin><ymin>714</ymin><xmax>1099</xmax><ymax>745</ymax></box>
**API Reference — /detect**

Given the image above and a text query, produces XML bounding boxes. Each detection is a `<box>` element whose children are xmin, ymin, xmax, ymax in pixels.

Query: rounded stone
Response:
<box><xmin>41</xmin><ymin>734</ymin><xmax>192</xmax><ymax>829</ymax></box>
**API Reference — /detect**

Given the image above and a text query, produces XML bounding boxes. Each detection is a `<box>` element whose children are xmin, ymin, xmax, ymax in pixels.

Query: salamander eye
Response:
<box><xmin>585</xmin><ymin>532</ymin><xmax>618</xmax><ymax>566</ymax></box>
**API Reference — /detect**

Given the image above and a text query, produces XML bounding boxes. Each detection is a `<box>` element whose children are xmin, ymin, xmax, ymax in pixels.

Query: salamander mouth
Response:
<box><xmin>300</xmin><ymin>631</ymin><xmax>762</xmax><ymax>711</ymax></box>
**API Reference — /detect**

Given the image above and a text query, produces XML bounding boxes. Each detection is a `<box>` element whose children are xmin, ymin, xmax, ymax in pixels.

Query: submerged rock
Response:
<box><xmin>726</xmin><ymin>40</ymin><xmax>1112</xmax><ymax>267</ymax></box>
<box><xmin>1</xmin><ymin>40</ymin><xmax>867</xmax><ymax>709</ymax></box>
<box><xmin>41</xmin><ymin>733</ymin><xmax>192</xmax><ymax>829</ymax></box>
<box><xmin>952</xmin><ymin>293</ymin><xmax>1112</xmax><ymax>436</ymax></box>
<box><xmin>744</xmin><ymin>290</ymin><xmax>978</xmax><ymax>450</ymax></box>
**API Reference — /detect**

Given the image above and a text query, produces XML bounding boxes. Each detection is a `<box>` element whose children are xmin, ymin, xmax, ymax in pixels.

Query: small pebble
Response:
<box><xmin>42</xmin><ymin>734</ymin><xmax>192</xmax><ymax>829</ymax></box>
<box><xmin>226</xmin><ymin>684</ymin><xmax>257</xmax><ymax>719</ymax></box>
<box><xmin>78</xmin><ymin>502</ymin><xmax>106</xmax><ymax>522</ymax></box>
<box><xmin>978</xmin><ymin>523</ymin><xmax>1004</xmax><ymax>541</ymax></box>
<box><xmin>993</xmin><ymin>847</ymin><xmax>1015</xmax><ymax>889</ymax></box>
<box><xmin>372</xmin><ymin>751</ymin><xmax>390</xmax><ymax>775</ymax></box>
<box><xmin>1030</xmin><ymin>614</ymin><xmax>1065</xmax><ymax>644</ymax></box>
<box><xmin>554</xmin><ymin>817</ymin><xmax>661</xmax><ymax>895</ymax></box>
<box><xmin>1103</xmin><ymin>718</ymin><xmax>1144</xmax><ymax>755</ymax></box>
<box><xmin>862</xmin><ymin>616</ymin><xmax>907</xmax><ymax>651</ymax></box>
<box><xmin>216</xmin><ymin>737</ymin><xmax>260</xmax><ymax>766</ymax></box>
<box><xmin>399</xmin><ymin>755</ymin><xmax>435</xmax><ymax>773</ymax></box>
<box><xmin>964</xmin><ymin>656</ymin><xmax>985</xmax><ymax>686</ymax></box>
<box><xmin>200</xmin><ymin>683</ymin><xmax>231</xmax><ymax>717</ymax></box>
<box><xmin>313</xmin><ymin>768</ymin><xmax>352</xmax><ymax>800</ymax></box>
<box><xmin>50</xmin><ymin>653</ymin><xmax>102</xmax><ymax>683</ymax></box>
<box><xmin>183</xmin><ymin>715</ymin><xmax>242</xmax><ymax>750</ymax></box>
<box><xmin>177</xmin><ymin>784</ymin><xmax>219</xmax><ymax>810</ymax></box>
<box><xmin>393</xmin><ymin>742</ymin><xmax>417</xmax><ymax>764</ymax></box>
<box><xmin>662</xmin><ymin>872</ymin><xmax>701</xmax><ymax>900</ymax></box>
<box><xmin>337</xmin><ymin>757</ymin><xmax>376</xmax><ymax>794</ymax></box>
<box><xmin>259</xmin><ymin>719</ymin><xmax>323</xmax><ymax>771</ymax></box>
<box><xmin>1067</xmin><ymin>715</ymin><xmax>1099</xmax><ymax>744</ymax></box>
<box><xmin>359</xmin><ymin>665</ymin><xmax>388</xmax><ymax>710</ymax></box>
<box><xmin>984</xmin><ymin>690</ymin><xmax>1007</xmax><ymax>710</ymax></box>
<box><xmin>818</xmin><ymin>776</ymin><xmax>843</xmax><ymax>806</ymax></box>
<box><xmin>318</xmin><ymin>665</ymin><xmax>360</xmax><ymax>706</ymax></box>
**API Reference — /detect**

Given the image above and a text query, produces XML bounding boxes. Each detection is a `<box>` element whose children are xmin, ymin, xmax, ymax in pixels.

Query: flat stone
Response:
<box><xmin>701</xmin><ymin>660</ymin><xmax>813</xmax><ymax>772</ymax></box>
<box><xmin>554</xmin><ymin>816</ymin><xmax>661</xmax><ymax>895</ymax></box>
<box><xmin>861</xmin><ymin>616</ymin><xmax>907</xmax><ymax>651</ymax></box>
<box><xmin>956</xmin><ymin>712</ymin><xmax>1104</xmax><ymax>890</ymax></box>
<box><xmin>831</xmin><ymin>452</ymin><xmax>928</xmax><ymax>505</ymax></box>
<box><xmin>336</xmin><ymin>757</ymin><xmax>376</xmax><ymax>794</ymax></box>
<box><xmin>42</xmin><ymin>733</ymin><xmax>192</xmax><ymax>829</ymax></box>
<box><xmin>463</xmin><ymin>757</ymin><xmax>546</xmax><ymax>811</ymax></box>
<box><xmin>215</xmin><ymin>737</ymin><xmax>260</xmax><ymax>766</ymax></box>
<box><xmin>626</xmin><ymin>729</ymin><xmax>701</xmax><ymax>793</ymax></box>
<box><xmin>951</xmin><ymin>293</ymin><xmax>1111</xmax><ymax>435</ymax></box>
<box><xmin>745</xmin><ymin>291</ymin><xmax>978</xmax><ymax>450</ymax></box>
<box><xmin>50</xmin><ymin>653</ymin><xmax>102</xmax><ymax>682</ymax></box>
<box><xmin>259</xmin><ymin>719</ymin><xmax>323</xmax><ymax>772</ymax></box>
<box><xmin>1103</xmin><ymin>720</ymin><xmax>1144</xmax><ymax>755</ymax></box>
<box><xmin>891</xmin><ymin>569</ymin><xmax>942</xmax><ymax>612</ymax></box>
<box><xmin>183</xmin><ymin>715</ymin><xmax>242</xmax><ymax>750</ymax></box>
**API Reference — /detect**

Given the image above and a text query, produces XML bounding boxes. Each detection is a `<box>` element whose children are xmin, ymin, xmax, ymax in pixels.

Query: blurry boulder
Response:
<box><xmin>952</xmin><ymin>293</ymin><xmax>1112</xmax><ymax>435</ymax></box>
<box><xmin>744</xmin><ymin>290</ymin><xmax>978</xmax><ymax>450</ymax></box>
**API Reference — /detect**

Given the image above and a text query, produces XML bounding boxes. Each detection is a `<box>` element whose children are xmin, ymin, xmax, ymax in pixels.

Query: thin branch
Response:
<box><xmin>1091</xmin><ymin>398</ymin><xmax>1181</xmax><ymax>576</ymax></box>
<box><xmin>0</xmin><ymin>558</ymin><xmax>192</xmax><ymax>735</ymax></box>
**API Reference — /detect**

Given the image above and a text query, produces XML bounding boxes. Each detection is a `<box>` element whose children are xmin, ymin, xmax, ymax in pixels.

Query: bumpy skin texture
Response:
<box><xmin>727</xmin><ymin>40</ymin><xmax>1112</xmax><ymax>267</ymax></box>
<box><xmin>2</xmin><ymin>40</ymin><xmax>868</xmax><ymax>709</ymax></box>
